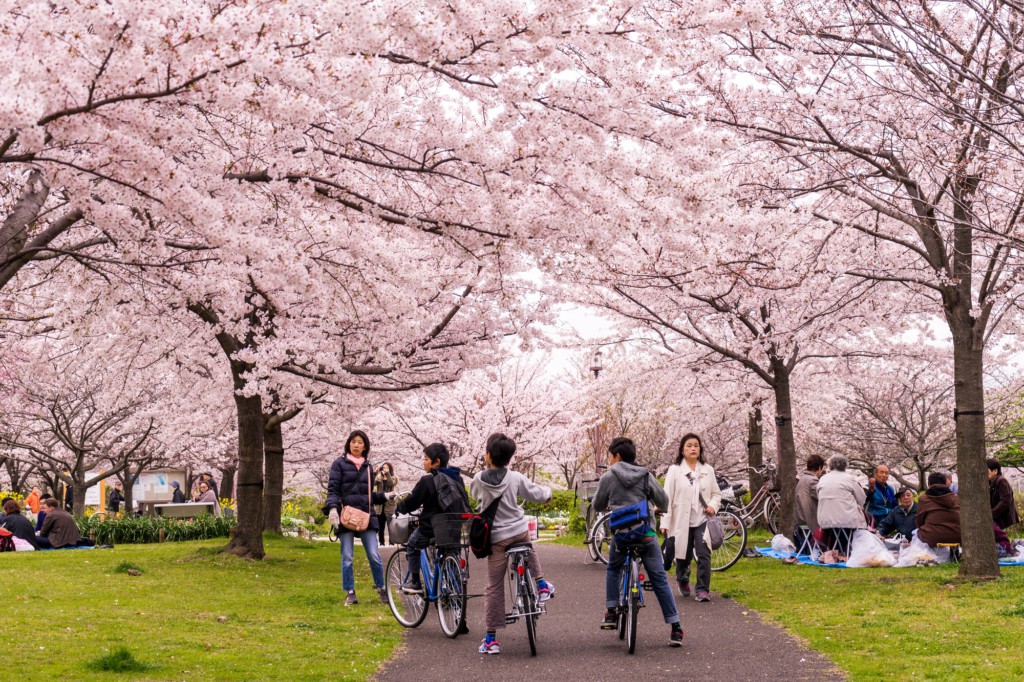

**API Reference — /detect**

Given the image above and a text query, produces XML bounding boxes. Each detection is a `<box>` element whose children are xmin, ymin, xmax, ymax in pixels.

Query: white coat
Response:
<box><xmin>660</xmin><ymin>461</ymin><xmax>721</xmax><ymax>560</ymax></box>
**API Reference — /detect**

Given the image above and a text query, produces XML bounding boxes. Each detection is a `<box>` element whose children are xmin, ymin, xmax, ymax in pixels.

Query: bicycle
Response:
<box><xmin>720</xmin><ymin>464</ymin><xmax>782</xmax><ymax>535</ymax></box>
<box><xmin>384</xmin><ymin>512</ymin><xmax>473</xmax><ymax>638</ymax></box>
<box><xmin>611</xmin><ymin>541</ymin><xmax>652</xmax><ymax>655</ymax></box>
<box><xmin>708</xmin><ymin>508</ymin><xmax>747</xmax><ymax>572</ymax></box>
<box><xmin>503</xmin><ymin>541</ymin><xmax>547</xmax><ymax>656</ymax></box>
<box><xmin>575</xmin><ymin>469</ymin><xmax>608</xmax><ymax>563</ymax></box>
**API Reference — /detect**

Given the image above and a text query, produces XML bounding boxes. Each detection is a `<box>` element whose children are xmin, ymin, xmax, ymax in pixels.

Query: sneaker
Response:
<box><xmin>537</xmin><ymin>579</ymin><xmax>555</xmax><ymax>602</ymax></box>
<box><xmin>600</xmin><ymin>611</ymin><xmax>618</xmax><ymax>630</ymax></box>
<box><xmin>478</xmin><ymin>637</ymin><xmax>500</xmax><ymax>654</ymax></box>
<box><xmin>377</xmin><ymin>586</ymin><xmax>388</xmax><ymax>604</ymax></box>
<box><xmin>402</xmin><ymin>576</ymin><xmax>423</xmax><ymax>594</ymax></box>
<box><xmin>678</xmin><ymin>582</ymin><xmax>691</xmax><ymax>598</ymax></box>
<box><xmin>695</xmin><ymin>590</ymin><xmax>711</xmax><ymax>602</ymax></box>
<box><xmin>670</xmin><ymin>625</ymin><xmax>684</xmax><ymax>646</ymax></box>
<box><xmin>345</xmin><ymin>590</ymin><xmax>358</xmax><ymax>606</ymax></box>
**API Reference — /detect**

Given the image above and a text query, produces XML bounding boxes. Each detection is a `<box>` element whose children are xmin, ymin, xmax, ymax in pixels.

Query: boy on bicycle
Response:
<box><xmin>395</xmin><ymin>442</ymin><xmax>468</xmax><ymax>594</ymax></box>
<box><xmin>593</xmin><ymin>437</ymin><xmax>683</xmax><ymax>646</ymax></box>
<box><xmin>470</xmin><ymin>433</ymin><xmax>555</xmax><ymax>655</ymax></box>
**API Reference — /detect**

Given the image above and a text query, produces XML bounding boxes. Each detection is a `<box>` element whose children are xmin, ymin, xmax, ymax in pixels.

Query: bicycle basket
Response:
<box><xmin>579</xmin><ymin>479</ymin><xmax>600</xmax><ymax>502</ymax></box>
<box><xmin>432</xmin><ymin>513</ymin><xmax>469</xmax><ymax>547</ymax></box>
<box><xmin>388</xmin><ymin>514</ymin><xmax>414</xmax><ymax>545</ymax></box>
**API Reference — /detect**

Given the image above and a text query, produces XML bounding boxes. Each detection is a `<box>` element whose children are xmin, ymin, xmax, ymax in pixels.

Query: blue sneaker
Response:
<box><xmin>478</xmin><ymin>636</ymin><xmax>500</xmax><ymax>654</ymax></box>
<box><xmin>537</xmin><ymin>579</ymin><xmax>555</xmax><ymax>602</ymax></box>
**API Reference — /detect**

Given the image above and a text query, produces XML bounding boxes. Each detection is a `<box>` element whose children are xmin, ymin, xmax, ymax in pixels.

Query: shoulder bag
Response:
<box><xmin>340</xmin><ymin>466</ymin><xmax>372</xmax><ymax>532</ymax></box>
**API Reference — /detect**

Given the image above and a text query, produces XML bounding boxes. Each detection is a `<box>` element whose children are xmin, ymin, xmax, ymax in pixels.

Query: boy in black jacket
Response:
<box><xmin>395</xmin><ymin>442</ymin><xmax>467</xmax><ymax>592</ymax></box>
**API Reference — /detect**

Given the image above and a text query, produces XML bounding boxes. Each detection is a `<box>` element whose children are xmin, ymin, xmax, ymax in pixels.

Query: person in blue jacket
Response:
<box><xmin>864</xmin><ymin>464</ymin><xmax>897</xmax><ymax>527</ymax></box>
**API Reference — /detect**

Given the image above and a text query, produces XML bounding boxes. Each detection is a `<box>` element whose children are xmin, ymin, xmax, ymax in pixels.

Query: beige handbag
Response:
<box><xmin>340</xmin><ymin>467</ymin><xmax>372</xmax><ymax>532</ymax></box>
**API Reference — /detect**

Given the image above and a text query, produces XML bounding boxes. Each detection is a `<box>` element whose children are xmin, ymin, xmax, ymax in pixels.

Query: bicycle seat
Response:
<box><xmin>504</xmin><ymin>541</ymin><xmax>534</xmax><ymax>555</ymax></box>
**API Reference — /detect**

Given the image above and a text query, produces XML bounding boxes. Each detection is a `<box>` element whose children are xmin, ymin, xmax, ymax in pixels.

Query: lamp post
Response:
<box><xmin>590</xmin><ymin>349</ymin><xmax>604</xmax><ymax>471</ymax></box>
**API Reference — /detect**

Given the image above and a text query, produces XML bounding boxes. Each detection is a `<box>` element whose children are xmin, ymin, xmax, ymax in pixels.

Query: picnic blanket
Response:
<box><xmin>756</xmin><ymin>546</ymin><xmax>1024</xmax><ymax>567</ymax></box>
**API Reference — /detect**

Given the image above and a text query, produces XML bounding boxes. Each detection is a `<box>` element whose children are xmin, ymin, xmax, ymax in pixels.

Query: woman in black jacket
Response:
<box><xmin>324</xmin><ymin>430</ymin><xmax>391</xmax><ymax>606</ymax></box>
<box><xmin>1</xmin><ymin>500</ymin><xmax>41</xmax><ymax>550</ymax></box>
<box><xmin>988</xmin><ymin>459</ymin><xmax>1020</xmax><ymax>530</ymax></box>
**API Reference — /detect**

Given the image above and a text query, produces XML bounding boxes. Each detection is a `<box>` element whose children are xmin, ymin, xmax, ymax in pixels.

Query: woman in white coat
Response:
<box><xmin>660</xmin><ymin>433</ymin><xmax>721</xmax><ymax>602</ymax></box>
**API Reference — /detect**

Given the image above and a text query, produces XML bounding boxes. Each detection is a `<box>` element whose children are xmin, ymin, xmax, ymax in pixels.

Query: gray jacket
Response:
<box><xmin>592</xmin><ymin>461</ymin><xmax>668</xmax><ymax>515</ymax></box>
<box><xmin>470</xmin><ymin>468</ymin><xmax>551</xmax><ymax>544</ymax></box>
<box><xmin>794</xmin><ymin>470</ymin><xmax>820</xmax><ymax>532</ymax></box>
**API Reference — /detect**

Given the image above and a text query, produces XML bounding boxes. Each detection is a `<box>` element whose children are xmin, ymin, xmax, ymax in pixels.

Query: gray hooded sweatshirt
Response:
<box><xmin>470</xmin><ymin>468</ymin><xmax>552</xmax><ymax>544</ymax></box>
<box><xmin>592</xmin><ymin>461</ymin><xmax>668</xmax><ymax>516</ymax></box>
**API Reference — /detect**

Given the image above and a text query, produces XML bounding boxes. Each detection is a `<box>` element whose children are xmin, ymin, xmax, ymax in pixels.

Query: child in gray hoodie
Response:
<box><xmin>470</xmin><ymin>433</ymin><xmax>554</xmax><ymax>655</ymax></box>
<box><xmin>593</xmin><ymin>437</ymin><xmax>682</xmax><ymax>646</ymax></box>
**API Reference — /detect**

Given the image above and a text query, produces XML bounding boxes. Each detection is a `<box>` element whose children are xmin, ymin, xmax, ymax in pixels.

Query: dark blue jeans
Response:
<box><xmin>606</xmin><ymin>535</ymin><xmax>679</xmax><ymax>624</ymax></box>
<box><xmin>405</xmin><ymin>526</ymin><xmax>433</xmax><ymax>578</ymax></box>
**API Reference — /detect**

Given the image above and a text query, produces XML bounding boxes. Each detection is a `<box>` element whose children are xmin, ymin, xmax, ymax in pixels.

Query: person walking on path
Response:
<box><xmin>987</xmin><ymin>459</ymin><xmax>1019</xmax><ymax>531</ymax></box>
<box><xmin>324</xmin><ymin>429</ymin><xmax>391</xmax><ymax>606</ymax></box>
<box><xmin>106</xmin><ymin>481</ymin><xmax>125</xmax><ymax>516</ymax></box>
<box><xmin>373</xmin><ymin>462</ymin><xmax>399</xmax><ymax>546</ymax></box>
<box><xmin>661</xmin><ymin>433</ymin><xmax>720</xmax><ymax>602</ymax></box>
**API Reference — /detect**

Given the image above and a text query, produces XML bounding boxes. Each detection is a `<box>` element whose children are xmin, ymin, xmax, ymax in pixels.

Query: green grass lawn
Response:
<box><xmin>560</xmin><ymin>529</ymin><xmax>1024</xmax><ymax>680</ymax></box>
<box><xmin>3</xmin><ymin>536</ymin><xmax>401</xmax><ymax>681</ymax></box>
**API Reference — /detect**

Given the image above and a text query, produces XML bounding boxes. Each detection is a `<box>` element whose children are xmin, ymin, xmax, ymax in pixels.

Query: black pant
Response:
<box><xmin>377</xmin><ymin>513</ymin><xmax>389</xmax><ymax>545</ymax></box>
<box><xmin>676</xmin><ymin>522</ymin><xmax>711</xmax><ymax>593</ymax></box>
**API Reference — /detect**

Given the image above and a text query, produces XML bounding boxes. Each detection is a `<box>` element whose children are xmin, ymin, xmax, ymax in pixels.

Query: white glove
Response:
<box><xmin>328</xmin><ymin>509</ymin><xmax>340</xmax><ymax>528</ymax></box>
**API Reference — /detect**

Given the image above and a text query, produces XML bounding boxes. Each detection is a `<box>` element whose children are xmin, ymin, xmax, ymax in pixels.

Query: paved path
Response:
<box><xmin>373</xmin><ymin>543</ymin><xmax>843</xmax><ymax>681</ymax></box>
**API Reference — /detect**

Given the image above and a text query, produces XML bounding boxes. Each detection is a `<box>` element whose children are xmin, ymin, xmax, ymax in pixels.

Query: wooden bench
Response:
<box><xmin>155</xmin><ymin>502</ymin><xmax>214</xmax><ymax>518</ymax></box>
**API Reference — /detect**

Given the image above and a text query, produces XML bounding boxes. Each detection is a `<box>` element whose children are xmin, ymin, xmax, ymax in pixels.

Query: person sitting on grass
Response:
<box><xmin>593</xmin><ymin>437</ymin><xmax>683</xmax><ymax>647</ymax></box>
<box><xmin>2</xmin><ymin>500</ymin><xmax>40</xmax><ymax>550</ymax></box>
<box><xmin>470</xmin><ymin>433</ymin><xmax>554</xmax><ymax>655</ymax></box>
<box><xmin>876</xmin><ymin>488</ymin><xmax>917</xmax><ymax>540</ymax></box>
<box><xmin>36</xmin><ymin>498</ymin><xmax>93</xmax><ymax>549</ymax></box>
<box><xmin>915</xmin><ymin>472</ymin><xmax>960</xmax><ymax>547</ymax></box>
<box><xmin>395</xmin><ymin>443</ymin><xmax>468</xmax><ymax>596</ymax></box>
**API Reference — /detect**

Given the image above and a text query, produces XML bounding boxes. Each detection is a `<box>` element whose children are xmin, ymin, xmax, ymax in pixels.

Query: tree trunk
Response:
<box><xmin>263</xmin><ymin>417</ymin><xmax>284</xmax><ymax>534</ymax></box>
<box><xmin>219</xmin><ymin>465</ymin><xmax>237</xmax><ymax>501</ymax></box>
<box><xmin>747</xmin><ymin>407</ymin><xmax>764</xmax><ymax>501</ymax></box>
<box><xmin>771</xmin><ymin>364</ymin><xmax>798</xmax><ymax>538</ymax></box>
<box><xmin>222</xmin><ymin>389</ymin><xmax>266</xmax><ymax>560</ymax></box>
<box><xmin>71</xmin><ymin>482</ymin><xmax>88</xmax><ymax>517</ymax></box>
<box><xmin>951</xmin><ymin>335</ymin><xmax>999</xmax><ymax>578</ymax></box>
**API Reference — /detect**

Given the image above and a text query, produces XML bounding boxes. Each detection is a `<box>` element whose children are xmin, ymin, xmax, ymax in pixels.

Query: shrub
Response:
<box><xmin>86</xmin><ymin>647</ymin><xmax>153</xmax><ymax>673</ymax></box>
<box><xmin>523</xmin><ymin>489</ymin><xmax>578</xmax><ymax>515</ymax></box>
<box><xmin>76</xmin><ymin>514</ymin><xmax>235</xmax><ymax>544</ymax></box>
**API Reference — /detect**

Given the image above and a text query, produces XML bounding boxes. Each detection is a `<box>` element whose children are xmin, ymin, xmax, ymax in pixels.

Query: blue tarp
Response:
<box><xmin>755</xmin><ymin>546</ymin><xmax>1024</xmax><ymax>567</ymax></box>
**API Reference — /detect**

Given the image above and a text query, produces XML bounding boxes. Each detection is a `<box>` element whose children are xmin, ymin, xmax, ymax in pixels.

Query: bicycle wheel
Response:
<box><xmin>626</xmin><ymin>560</ymin><xmax>639</xmax><ymax>654</ymax></box>
<box><xmin>764</xmin><ymin>495</ymin><xmax>782</xmax><ymax>535</ymax></box>
<box><xmin>385</xmin><ymin>549</ymin><xmax>428</xmax><ymax>628</ymax></box>
<box><xmin>592</xmin><ymin>512</ymin><xmax>611</xmax><ymax>565</ymax></box>
<box><xmin>437</xmin><ymin>554</ymin><xmax>467</xmax><ymax>638</ymax></box>
<box><xmin>710</xmin><ymin>510</ymin><xmax>746</xmax><ymax>572</ymax></box>
<box><xmin>522</xmin><ymin>567</ymin><xmax>538</xmax><ymax>656</ymax></box>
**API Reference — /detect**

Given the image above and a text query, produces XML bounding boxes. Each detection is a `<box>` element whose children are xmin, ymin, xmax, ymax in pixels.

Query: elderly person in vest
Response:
<box><xmin>816</xmin><ymin>455</ymin><xmax>867</xmax><ymax>555</ymax></box>
<box><xmin>793</xmin><ymin>455</ymin><xmax>826</xmax><ymax>553</ymax></box>
<box><xmin>661</xmin><ymin>433</ymin><xmax>721</xmax><ymax>603</ymax></box>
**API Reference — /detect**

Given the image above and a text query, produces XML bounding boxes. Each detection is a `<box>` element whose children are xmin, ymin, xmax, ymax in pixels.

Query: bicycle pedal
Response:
<box><xmin>505</xmin><ymin>614</ymin><xmax>519</xmax><ymax>625</ymax></box>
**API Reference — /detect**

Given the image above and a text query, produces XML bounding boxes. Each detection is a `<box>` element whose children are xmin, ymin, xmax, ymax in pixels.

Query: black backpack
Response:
<box><xmin>434</xmin><ymin>472</ymin><xmax>470</xmax><ymax>513</ymax></box>
<box><xmin>468</xmin><ymin>497</ymin><xmax>503</xmax><ymax>559</ymax></box>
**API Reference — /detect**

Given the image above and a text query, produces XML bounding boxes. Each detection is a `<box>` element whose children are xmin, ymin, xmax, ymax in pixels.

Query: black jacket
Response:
<box><xmin>876</xmin><ymin>503</ymin><xmax>917</xmax><ymax>539</ymax></box>
<box><xmin>324</xmin><ymin>457</ymin><xmax>386</xmax><ymax>531</ymax></box>
<box><xmin>395</xmin><ymin>468</ymin><xmax>466</xmax><ymax>534</ymax></box>
<box><xmin>990</xmin><ymin>474</ymin><xmax>1019</xmax><ymax>530</ymax></box>
<box><xmin>1</xmin><ymin>512</ymin><xmax>40</xmax><ymax>549</ymax></box>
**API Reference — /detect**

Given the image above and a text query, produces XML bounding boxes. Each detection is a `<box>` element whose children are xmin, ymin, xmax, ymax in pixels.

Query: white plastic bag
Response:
<box><xmin>12</xmin><ymin>537</ymin><xmax>35</xmax><ymax>551</ymax></box>
<box><xmin>846</xmin><ymin>529</ymin><xmax>897</xmax><ymax>568</ymax></box>
<box><xmin>896</xmin><ymin>533</ymin><xmax>940</xmax><ymax>567</ymax></box>
<box><xmin>770</xmin><ymin>534</ymin><xmax>796</xmax><ymax>554</ymax></box>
